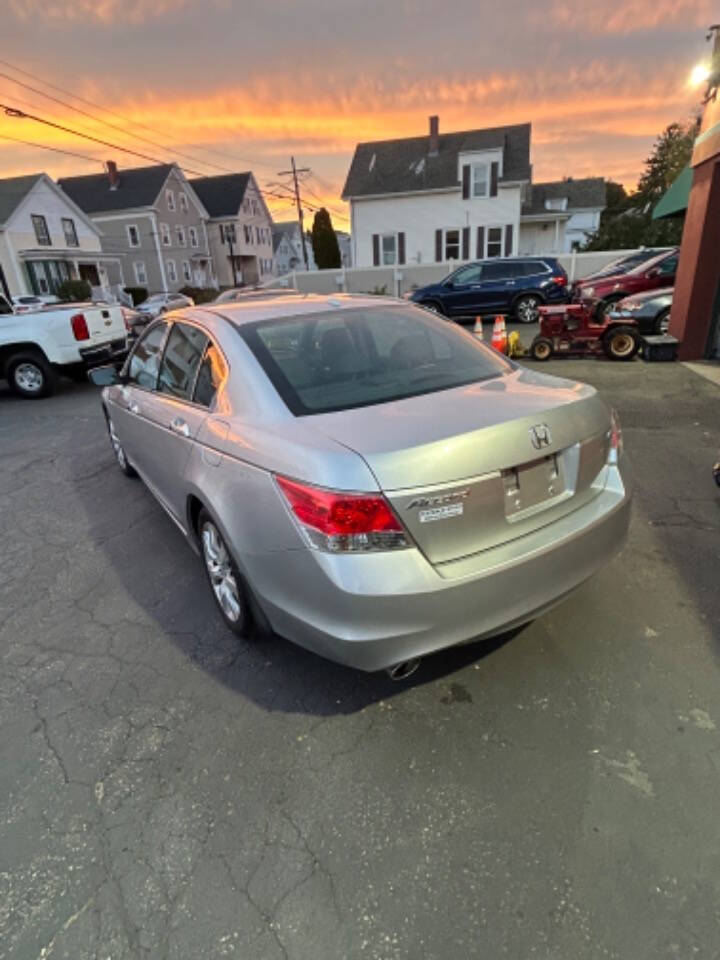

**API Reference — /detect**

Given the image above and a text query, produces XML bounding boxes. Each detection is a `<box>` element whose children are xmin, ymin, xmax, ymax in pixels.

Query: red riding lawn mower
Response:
<box><xmin>529</xmin><ymin>301</ymin><xmax>641</xmax><ymax>362</ymax></box>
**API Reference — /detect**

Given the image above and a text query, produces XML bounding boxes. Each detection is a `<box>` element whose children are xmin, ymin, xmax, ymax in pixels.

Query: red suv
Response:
<box><xmin>576</xmin><ymin>249</ymin><xmax>678</xmax><ymax>318</ymax></box>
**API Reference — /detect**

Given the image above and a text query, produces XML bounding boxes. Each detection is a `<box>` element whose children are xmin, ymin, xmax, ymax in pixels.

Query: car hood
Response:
<box><xmin>308</xmin><ymin>365</ymin><xmax>608</xmax><ymax>490</ymax></box>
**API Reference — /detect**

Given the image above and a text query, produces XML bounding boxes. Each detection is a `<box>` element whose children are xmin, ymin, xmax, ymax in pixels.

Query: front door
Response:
<box><xmin>476</xmin><ymin>261</ymin><xmax>517</xmax><ymax>313</ymax></box>
<box><xmin>441</xmin><ymin>264</ymin><xmax>484</xmax><ymax>317</ymax></box>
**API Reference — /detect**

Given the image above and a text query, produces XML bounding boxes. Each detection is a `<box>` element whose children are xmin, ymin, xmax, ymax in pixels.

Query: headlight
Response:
<box><xmin>621</xmin><ymin>300</ymin><xmax>641</xmax><ymax>312</ymax></box>
<box><xmin>583</xmin><ymin>286</ymin><xmax>594</xmax><ymax>298</ymax></box>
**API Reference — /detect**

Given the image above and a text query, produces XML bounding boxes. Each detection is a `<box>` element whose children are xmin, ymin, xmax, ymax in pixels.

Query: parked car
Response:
<box><xmin>0</xmin><ymin>294</ymin><xmax>127</xmax><ymax>398</ymax></box>
<box><xmin>121</xmin><ymin>306</ymin><xmax>149</xmax><ymax>345</ymax></box>
<box><xmin>11</xmin><ymin>294</ymin><xmax>61</xmax><ymax>312</ymax></box>
<box><xmin>136</xmin><ymin>292</ymin><xmax>194</xmax><ymax>318</ymax></box>
<box><xmin>409</xmin><ymin>258</ymin><xmax>569</xmax><ymax>323</ymax></box>
<box><xmin>89</xmin><ymin>293</ymin><xmax>632</xmax><ymax>676</ymax></box>
<box><xmin>575</xmin><ymin>249</ymin><xmax>667</xmax><ymax>287</ymax></box>
<box><xmin>607</xmin><ymin>288</ymin><xmax>673</xmax><ymax>335</ymax></box>
<box><xmin>576</xmin><ymin>249</ymin><xmax>678</xmax><ymax>319</ymax></box>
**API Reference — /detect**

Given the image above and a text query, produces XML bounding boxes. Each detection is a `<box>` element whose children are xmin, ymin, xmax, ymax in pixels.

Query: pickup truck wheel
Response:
<box><xmin>7</xmin><ymin>352</ymin><xmax>57</xmax><ymax>399</ymax></box>
<box><xmin>104</xmin><ymin>410</ymin><xmax>137</xmax><ymax>477</ymax></box>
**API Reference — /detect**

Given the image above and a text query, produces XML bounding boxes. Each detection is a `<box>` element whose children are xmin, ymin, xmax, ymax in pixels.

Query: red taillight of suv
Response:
<box><xmin>550</xmin><ymin>275</ymin><xmax>567</xmax><ymax>286</ymax></box>
<box><xmin>275</xmin><ymin>475</ymin><xmax>409</xmax><ymax>553</ymax></box>
<box><xmin>70</xmin><ymin>313</ymin><xmax>90</xmax><ymax>341</ymax></box>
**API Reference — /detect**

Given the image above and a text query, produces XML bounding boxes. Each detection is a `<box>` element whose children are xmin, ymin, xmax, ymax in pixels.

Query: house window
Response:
<box><xmin>472</xmin><ymin>162</ymin><xmax>490</xmax><ymax>198</ymax></box>
<box><xmin>166</xmin><ymin>190</ymin><xmax>175</xmax><ymax>211</ymax></box>
<box><xmin>160</xmin><ymin>223</ymin><xmax>171</xmax><ymax>246</ymax></box>
<box><xmin>127</xmin><ymin>224</ymin><xmax>140</xmax><ymax>247</ymax></box>
<box><xmin>166</xmin><ymin>259</ymin><xmax>177</xmax><ymax>282</ymax></box>
<box><xmin>225</xmin><ymin>223</ymin><xmax>236</xmax><ymax>244</ymax></box>
<box><xmin>189</xmin><ymin>226</ymin><xmax>198</xmax><ymax>248</ymax></box>
<box><xmin>32</xmin><ymin>215</ymin><xmax>51</xmax><ymax>246</ymax></box>
<box><xmin>134</xmin><ymin>261</ymin><xmax>147</xmax><ymax>285</ymax></box>
<box><xmin>444</xmin><ymin>229</ymin><xmax>460</xmax><ymax>260</ymax></box>
<box><xmin>486</xmin><ymin>226</ymin><xmax>503</xmax><ymax>258</ymax></box>
<box><xmin>176</xmin><ymin>226</ymin><xmax>186</xmax><ymax>247</ymax></box>
<box><xmin>381</xmin><ymin>234</ymin><xmax>397</xmax><ymax>265</ymax></box>
<box><xmin>244</xmin><ymin>224</ymin><xmax>252</xmax><ymax>244</ymax></box>
<box><xmin>61</xmin><ymin>217</ymin><xmax>79</xmax><ymax>248</ymax></box>
<box><xmin>182</xmin><ymin>260</ymin><xmax>192</xmax><ymax>281</ymax></box>
<box><xmin>179</xmin><ymin>192</ymin><xmax>188</xmax><ymax>212</ymax></box>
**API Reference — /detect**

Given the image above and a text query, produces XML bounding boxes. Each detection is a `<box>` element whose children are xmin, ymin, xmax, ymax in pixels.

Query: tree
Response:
<box><xmin>582</xmin><ymin>121</ymin><xmax>695</xmax><ymax>250</ymax></box>
<box><xmin>310</xmin><ymin>208</ymin><xmax>341</xmax><ymax>269</ymax></box>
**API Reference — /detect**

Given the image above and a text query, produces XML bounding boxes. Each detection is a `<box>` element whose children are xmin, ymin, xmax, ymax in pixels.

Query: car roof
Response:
<box><xmin>626</xmin><ymin>248</ymin><xmax>677</xmax><ymax>275</ymax></box>
<box><xmin>202</xmin><ymin>292</ymin><xmax>406</xmax><ymax>327</ymax></box>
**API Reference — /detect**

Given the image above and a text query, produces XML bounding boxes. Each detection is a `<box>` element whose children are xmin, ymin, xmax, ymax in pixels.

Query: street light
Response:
<box><xmin>690</xmin><ymin>63</ymin><xmax>711</xmax><ymax>87</ymax></box>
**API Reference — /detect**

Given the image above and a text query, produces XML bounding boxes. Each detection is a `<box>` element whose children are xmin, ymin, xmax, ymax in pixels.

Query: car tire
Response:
<box><xmin>602</xmin><ymin>325</ymin><xmax>640</xmax><ymax>361</ymax></box>
<box><xmin>103</xmin><ymin>407</ymin><xmax>137</xmax><ymax>477</ymax></box>
<box><xmin>198</xmin><ymin>508</ymin><xmax>254</xmax><ymax>638</ymax></box>
<box><xmin>654</xmin><ymin>308</ymin><xmax>670</xmax><ymax>335</ymax></box>
<box><xmin>530</xmin><ymin>336</ymin><xmax>553</xmax><ymax>361</ymax></box>
<box><xmin>513</xmin><ymin>295</ymin><xmax>542</xmax><ymax>324</ymax></box>
<box><xmin>6</xmin><ymin>351</ymin><xmax>57</xmax><ymax>399</ymax></box>
<box><xmin>420</xmin><ymin>300</ymin><xmax>445</xmax><ymax>316</ymax></box>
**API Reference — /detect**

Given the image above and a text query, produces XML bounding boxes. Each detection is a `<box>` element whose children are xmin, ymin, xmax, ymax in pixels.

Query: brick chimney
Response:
<box><xmin>106</xmin><ymin>160</ymin><xmax>120</xmax><ymax>190</ymax></box>
<box><xmin>428</xmin><ymin>115</ymin><xmax>439</xmax><ymax>156</ymax></box>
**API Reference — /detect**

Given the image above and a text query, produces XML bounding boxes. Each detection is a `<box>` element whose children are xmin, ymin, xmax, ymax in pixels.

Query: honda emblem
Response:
<box><xmin>529</xmin><ymin>423</ymin><xmax>552</xmax><ymax>450</ymax></box>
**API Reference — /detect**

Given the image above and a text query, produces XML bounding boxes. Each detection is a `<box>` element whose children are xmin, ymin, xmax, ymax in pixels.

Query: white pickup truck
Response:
<box><xmin>0</xmin><ymin>294</ymin><xmax>128</xmax><ymax>398</ymax></box>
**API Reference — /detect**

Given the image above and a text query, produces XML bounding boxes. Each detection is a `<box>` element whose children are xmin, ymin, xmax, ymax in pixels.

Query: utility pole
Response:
<box><xmin>278</xmin><ymin>156</ymin><xmax>311</xmax><ymax>270</ymax></box>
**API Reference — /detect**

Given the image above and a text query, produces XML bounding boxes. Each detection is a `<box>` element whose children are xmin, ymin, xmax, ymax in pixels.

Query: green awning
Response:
<box><xmin>653</xmin><ymin>165</ymin><xmax>692</xmax><ymax>220</ymax></box>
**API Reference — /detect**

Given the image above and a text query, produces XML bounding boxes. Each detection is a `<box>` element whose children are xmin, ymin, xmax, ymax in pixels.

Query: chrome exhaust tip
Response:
<box><xmin>386</xmin><ymin>658</ymin><xmax>421</xmax><ymax>681</ymax></box>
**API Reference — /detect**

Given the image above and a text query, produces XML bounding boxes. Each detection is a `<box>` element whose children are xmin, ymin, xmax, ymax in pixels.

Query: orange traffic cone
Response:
<box><xmin>473</xmin><ymin>316</ymin><xmax>484</xmax><ymax>340</ymax></box>
<box><xmin>491</xmin><ymin>315</ymin><xmax>508</xmax><ymax>354</ymax></box>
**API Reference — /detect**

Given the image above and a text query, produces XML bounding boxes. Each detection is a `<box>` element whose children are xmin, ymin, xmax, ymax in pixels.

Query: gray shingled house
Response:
<box><xmin>520</xmin><ymin>178</ymin><xmax>607</xmax><ymax>254</ymax></box>
<box><xmin>59</xmin><ymin>162</ymin><xmax>212</xmax><ymax>295</ymax></box>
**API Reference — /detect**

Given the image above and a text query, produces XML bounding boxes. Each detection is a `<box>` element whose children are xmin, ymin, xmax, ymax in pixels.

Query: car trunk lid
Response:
<box><xmin>310</xmin><ymin>367</ymin><xmax>611</xmax><ymax>564</ymax></box>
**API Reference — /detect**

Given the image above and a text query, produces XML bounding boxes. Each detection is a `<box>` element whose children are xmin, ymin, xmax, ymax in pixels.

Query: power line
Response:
<box><xmin>0</xmin><ymin>133</ymin><xmax>103</xmax><ymax>165</ymax></box>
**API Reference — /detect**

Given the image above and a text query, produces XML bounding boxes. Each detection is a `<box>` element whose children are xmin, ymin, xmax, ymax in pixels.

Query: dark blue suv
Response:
<box><xmin>409</xmin><ymin>257</ymin><xmax>569</xmax><ymax>323</ymax></box>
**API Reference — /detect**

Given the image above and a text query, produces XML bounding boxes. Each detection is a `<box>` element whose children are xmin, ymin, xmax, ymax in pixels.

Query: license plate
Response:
<box><xmin>503</xmin><ymin>454</ymin><xmax>567</xmax><ymax>520</ymax></box>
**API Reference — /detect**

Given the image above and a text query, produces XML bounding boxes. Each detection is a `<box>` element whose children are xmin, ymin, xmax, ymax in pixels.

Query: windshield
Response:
<box><xmin>626</xmin><ymin>250</ymin><xmax>676</xmax><ymax>276</ymax></box>
<box><xmin>239</xmin><ymin>304</ymin><xmax>512</xmax><ymax>416</ymax></box>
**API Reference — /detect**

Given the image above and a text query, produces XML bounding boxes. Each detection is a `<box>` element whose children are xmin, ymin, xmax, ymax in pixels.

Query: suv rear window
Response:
<box><xmin>239</xmin><ymin>305</ymin><xmax>512</xmax><ymax>416</ymax></box>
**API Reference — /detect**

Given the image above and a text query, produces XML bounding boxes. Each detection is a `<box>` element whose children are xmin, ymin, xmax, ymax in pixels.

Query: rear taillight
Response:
<box><xmin>550</xmin><ymin>275</ymin><xmax>567</xmax><ymax>286</ymax></box>
<box><xmin>608</xmin><ymin>409</ymin><xmax>623</xmax><ymax>464</ymax></box>
<box><xmin>275</xmin><ymin>475</ymin><xmax>409</xmax><ymax>553</ymax></box>
<box><xmin>71</xmin><ymin>313</ymin><xmax>90</xmax><ymax>341</ymax></box>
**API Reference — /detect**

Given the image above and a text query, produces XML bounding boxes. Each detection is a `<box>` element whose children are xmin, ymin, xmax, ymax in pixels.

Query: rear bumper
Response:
<box><xmin>64</xmin><ymin>338</ymin><xmax>128</xmax><ymax>370</ymax></box>
<box><xmin>247</xmin><ymin>459</ymin><xmax>633</xmax><ymax>672</ymax></box>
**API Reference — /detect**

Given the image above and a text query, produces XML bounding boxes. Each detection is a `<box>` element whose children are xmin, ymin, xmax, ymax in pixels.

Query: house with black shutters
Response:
<box><xmin>341</xmin><ymin>116</ymin><xmax>531</xmax><ymax>269</ymax></box>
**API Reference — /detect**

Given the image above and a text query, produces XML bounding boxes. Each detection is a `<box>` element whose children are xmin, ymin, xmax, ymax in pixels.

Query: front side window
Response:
<box><xmin>381</xmin><ymin>234</ymin><xmax>396</xmax><ymax>265</ymax></box>
<box><xmin>444</xmin><ymin>229</ymin><xmax>460</xmax><ymax>260</ymax></box>
<box><xmin>134</xmin><ymin>261</ymin><xmax>147</xmax><ymax>284</ymax></box>
<box><xmin>451</xmin><ymin>264</ymin><xmax>483</xmax><ymax>285</ymax></box>
<box><xmin>486</xmin><ymin>227</ymin><xmax>503</xmax><ymax>258</ymax></box>
<box><xmin>472</xmin><ymin>162</ymin><xmax>489</xmax><ymax>198</ymax></box>
<box><xmin>127</xmin><ymin>224</ymin><xmax>140</xmax><ymax>247</ymax></box>
<box><xmin>194</xmin><ymin>343</ymin><xmax>227</xmax><ymax>408</ymax></box>
<box><xmin>189</xmin><ymin>226</ymin><xmax>198</xmax><ymax>247</ymax></box>
<box><xmin>166</xmin><ymin>189</ymin><xmax>176</xmax><ymax>211</ymax></box>
<box><xmin>157</xmin><ymin>322</ymin><xmax>209</xmax><ymax>400</ymax></box>
<box><xmin>166</xmin><ymin>259</ymin><xmax>177</xmax><ymax>282</ymax></box>
<box><xmin>32</xmin><ymin>215</ymin><xmax>51</xmax><ymax>246</ymax></box>
<box><xmin>160</xmin><ymin>223</ymin><xmax>171</xmax><ymax>246</ymax></box>
<box><xmin>62</xmin><ymin>218</ymin><xmax>79</xmax><ymax>247</ymax></box>
<box><xmin>240</xmin><ymin>305</ymin><xmax>511</xmax><ymax>416</ymax></box>
<box><xmin>127</xmin><ymin>321</ymin><xmax>169</xmax><ymax>389</ymax></box>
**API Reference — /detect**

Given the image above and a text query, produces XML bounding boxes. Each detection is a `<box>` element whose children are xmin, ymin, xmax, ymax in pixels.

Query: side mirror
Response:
<box><xmin>88</xmin><ymin>364</ymin><xmax>123</xmax><ymax>386</ymax></box>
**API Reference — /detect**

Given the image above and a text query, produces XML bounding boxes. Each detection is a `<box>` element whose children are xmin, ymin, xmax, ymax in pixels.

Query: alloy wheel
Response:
<box><xmin>201</xmin><ymin>521</ymin><xmax>242</xmax><ymax>623</ymax></box>
<box><xmin>14</xmin><ymin>362</ymin><xmax>44</xmax><ymax>394</ymax></box>
<box><xmin>517</xmin><ymin>298</ymin><xmax>540</xmax><ymax>323</ymax></box>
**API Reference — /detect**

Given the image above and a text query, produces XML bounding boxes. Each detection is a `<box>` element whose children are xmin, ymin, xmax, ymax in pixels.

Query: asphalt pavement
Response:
<box><xmin>1</xmin><ymin>357</ymin><xmax>719</xmax><ymax>960</ymax></box>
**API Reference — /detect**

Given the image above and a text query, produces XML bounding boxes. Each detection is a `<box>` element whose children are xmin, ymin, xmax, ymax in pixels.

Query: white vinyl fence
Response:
<box><xmin>267</xmin><ymin>249</ymin><xmax>669</xmax><ymax>299</ymax></box>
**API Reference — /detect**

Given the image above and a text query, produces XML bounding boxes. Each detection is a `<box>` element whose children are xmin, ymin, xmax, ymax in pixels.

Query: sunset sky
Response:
<box><xmin>0</xmin><ymin>0</ymin><xmax>710</xmax><ymax>228</ymax></box>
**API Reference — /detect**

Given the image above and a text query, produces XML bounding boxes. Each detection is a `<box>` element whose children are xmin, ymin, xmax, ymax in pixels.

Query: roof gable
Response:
<box><xmin>190</xmin><ymin>173</ymin><xmax>251</xmax><ymax>218</ymax></box>
<box><xmin>0</xmin><ymin>173</ymin><xmax>44</xmax><ymax>226</ymax></box>
<box><xmin>522</xmin><ymin>177</ymin><xmax>607</xmax><ymax>215</ymax></box>
<box><xmin>342</xmin><ymin>123</ymin><xmax>531</xmax><ymax>199</ymax></box>
<box><xmin>58</xmin><ymin>163</ymin><xmax>177</xmax><ymax>214</ymax></box>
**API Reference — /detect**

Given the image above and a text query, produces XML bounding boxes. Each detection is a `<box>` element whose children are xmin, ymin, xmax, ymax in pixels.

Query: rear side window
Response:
<box><xmin>157</xmin><ymin>322</ymin><xmax>209</xmax><ymax>400</ymax></box>
<box><xmin>483</xmin><ymin>261</ymin><xmax>511</xmax><ymax>281</ymax></box>
<box><xmin>239</xmin><ymin>305</ymin><xmax>512</xmax><ymax>416</ymax></box>
<box><xmin>193</xmin><ymin>343</ymin><xmax>227</xmax><ymax>408</ymax></box>
<box><xmin>127</xmin><ymin>321</ymin><xmax>168</xmax><ymax>389</ymax></box>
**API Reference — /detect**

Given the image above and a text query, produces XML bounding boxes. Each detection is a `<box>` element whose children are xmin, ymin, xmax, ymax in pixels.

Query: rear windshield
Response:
<box><xmin>238</xmin><ymin>304</ymin><xmax>512</xmax><ymax>416</ymax></box>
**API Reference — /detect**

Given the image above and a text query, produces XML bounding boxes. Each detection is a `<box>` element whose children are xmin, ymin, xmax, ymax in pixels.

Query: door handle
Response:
<box><xmin>170</xmin><ymin>417</ymin><xmax>190</xmax><ymax>437</ymax></box>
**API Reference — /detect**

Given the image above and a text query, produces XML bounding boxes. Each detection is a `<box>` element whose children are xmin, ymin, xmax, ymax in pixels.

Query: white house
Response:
<box><xmin>342</xmin><ymin>117</ymin><xmax>530</xmax><ymax>268</ymax></box>
<box><xmin>272</xmin><ymin>221</ymin><xmax>316</xmax><ymax>276</ymax></box>
<box><xmin>0</xmin><ymin>173</ymin><xmax>120</xmax><ymax>300</ymax></box>
<box><xmin>519</xmin><ymin>178</ymin><xmax>606</xmax><ymax>254</ymax></box>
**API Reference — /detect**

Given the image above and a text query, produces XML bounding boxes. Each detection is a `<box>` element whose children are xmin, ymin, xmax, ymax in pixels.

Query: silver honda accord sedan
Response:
<box><xmin>90</xmin><ymin>293</ymin><xmax>632</xmax><ymax>676</ymax></box>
